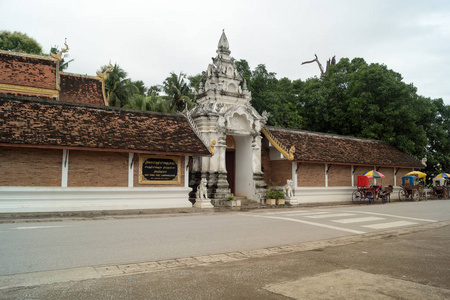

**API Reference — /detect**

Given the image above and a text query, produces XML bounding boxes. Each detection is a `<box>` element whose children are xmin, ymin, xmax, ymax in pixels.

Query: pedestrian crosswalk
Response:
<box><xmin>255</xmin><ymin>209</ymin><xmax>437</xmax><ymax>234</ymax></box>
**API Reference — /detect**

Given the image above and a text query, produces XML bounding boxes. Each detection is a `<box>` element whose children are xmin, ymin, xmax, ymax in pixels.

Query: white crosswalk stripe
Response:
<box><xmin>305</xmin><ymin>213</ymin><xmax>355</xmax><ymax>219</ymax></box>
<box><xmin>332</xmin><ymin>217</ymin><xmax>385</xmax><ymax>224</ymax></box>
<box><xmin>286</xmin><ymin>212</ymin><xmax>332</xmax><ymax>216</ymax></box>
<box><xmin>362</xmin><ymin>221</ymin><xmax>417</xmax><ymax>229</ymax></box>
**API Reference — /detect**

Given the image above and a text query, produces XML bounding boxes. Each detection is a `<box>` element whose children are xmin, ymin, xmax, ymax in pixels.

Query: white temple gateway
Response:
<box><xmin>186</xmin><ymin>31</ymin><xmax>268</xmax><ymax>207</ymax></box>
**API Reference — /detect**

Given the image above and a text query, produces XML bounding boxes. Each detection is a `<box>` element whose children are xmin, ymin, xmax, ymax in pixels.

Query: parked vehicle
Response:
<box><xmin>352</xmin><ymin>175</ymin><xmax>384</xmax><ymax>204</ymax></box>
<box><xmin>432</xmin><ymin>174</ymin><xmax>449</xmax><ymax>200</ymax></box>
<box><xmin>399</xmin><ymin>174</ymin><xmax>426</xmax><ymax>201</ymax></box>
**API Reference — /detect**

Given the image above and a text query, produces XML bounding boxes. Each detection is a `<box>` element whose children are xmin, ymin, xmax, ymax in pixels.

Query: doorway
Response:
<box><xmin>225</xmin><ymin>135</ymin><xmax>236</xmax><ymax>195</ymax></box>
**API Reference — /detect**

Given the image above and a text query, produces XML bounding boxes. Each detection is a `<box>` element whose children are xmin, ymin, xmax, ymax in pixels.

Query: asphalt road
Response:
<box><xmin>0</xmin><ymin>200</ymin><xmax>449</xmax><ymax>276</ymax></box>
<box><xmin>1</xmin><ymin>219</ymin><xmax>449</xmax><ymax>299</ymax></box>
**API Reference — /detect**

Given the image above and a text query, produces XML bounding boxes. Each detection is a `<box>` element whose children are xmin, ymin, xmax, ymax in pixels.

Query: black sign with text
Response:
<box><xmin>141</xmin><ymin>158</ymin><xmax>178</xmax><ymax>181</ymax></box>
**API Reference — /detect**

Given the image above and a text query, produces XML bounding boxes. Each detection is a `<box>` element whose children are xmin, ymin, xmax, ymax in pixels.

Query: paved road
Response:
<box><xmin>0</xmin><ymin>200</ymin><xmax>448</xmax><ymax>276</ymax></box>
<box><xmin>2</xmin><ymin>221</ymin><xmax>449</xmax><ymax>299</ymax></box>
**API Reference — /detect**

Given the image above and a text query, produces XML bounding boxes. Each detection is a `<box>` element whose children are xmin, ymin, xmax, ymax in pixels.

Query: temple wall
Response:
<box><xmin>68</xmin><ymin>150</ymin><xmax>128</xmax><ymax>187</ymax></box>
<box><xmin>298</xmin><ymin>163</ymin><xmax>325</xmax><ymax>187</ymax></box>
<box><xmin>261</xmin><ymin>144</ymin><xmax>271</xmax><ymax>185</ymax></box>
<box><xmin>270</xmin><ymin>160</ymin><xmax>291</xmax><ymax>186</ymax></box>
<box><xmin>328</xmin><ymin>165</ymin><xmax>352</xmax><ymax>187</ymax></box>
<box><xmin>0</xmin><ymin>147</ymin><xmax>61</xmax><ymax>186</ymax></box>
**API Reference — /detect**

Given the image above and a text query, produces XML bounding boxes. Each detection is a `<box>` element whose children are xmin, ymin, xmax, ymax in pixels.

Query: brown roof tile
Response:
<box><xmin>59</xmin><ymin>73</ymin><xmax>105</xmax><ymax>106</ymax></box>
<box><xmin>0</xmin><ymin>94</ymin><xmax>210</xmax><ymax>156</ymax></box>
<box><xmin>265</xmin><ymin>126</ymin><xmax>423</xmax><ymax>168</ymax></box>
<box><xmin>0</xmin><ymin>50</ymin><xmax>57</xmax><ymax>90</ymax></box>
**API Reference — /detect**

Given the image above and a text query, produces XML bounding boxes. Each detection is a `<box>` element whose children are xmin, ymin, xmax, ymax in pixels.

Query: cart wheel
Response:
<box><xmin>399</xmin><ymin>189</ymin><xmax>407</xmax><ymax>202</ymax></box>
<box><xmin>412</xmin><ymin>190</ymin><xmax>419</xmax><ymax>202</ymax></box>
<box><xmin>352</xmin><ymin>190</ymin><xmax>362</xmax><ymax>204</ymax></box>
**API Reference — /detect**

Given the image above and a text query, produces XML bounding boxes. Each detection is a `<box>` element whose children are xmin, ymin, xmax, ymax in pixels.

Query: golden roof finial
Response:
<box><xmin>97</xmin><ymin>61</ymin><xmax>113</xmax><ymax>81</ymax></box>
<box><xmin>50</xmin><ymin>38</ymin><xmax>69</xmax><ymax>62</ymax></box>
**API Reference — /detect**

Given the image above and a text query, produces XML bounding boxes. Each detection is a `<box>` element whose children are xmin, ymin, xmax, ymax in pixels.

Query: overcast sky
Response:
<box><xmin>1</xmin><ymin>0</ymin><xmax>449</xmax><ymax>104</ymax></box>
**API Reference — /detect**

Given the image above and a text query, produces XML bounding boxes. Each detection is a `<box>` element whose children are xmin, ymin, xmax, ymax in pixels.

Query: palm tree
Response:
<box><xmin>162</xmin><ymin>72</ymin><xmax>195</xmax><ymax>112</ymax></box>
<box><xmin>123</xmin><ymin>94</ymin><xmax>173</xmax><ymax>113</ymax></box>
<box><xmin>102</xmin><ymin>64</ymin><xmax>138</xmax><ymax>107</ymax></box>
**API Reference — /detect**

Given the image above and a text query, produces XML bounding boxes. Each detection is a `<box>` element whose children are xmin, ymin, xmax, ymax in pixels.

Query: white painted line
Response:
<box><xmin>362</xmin><ymin>221</ymin><xmax>417</xmax><ymax>229</ymax></box>
<box><xmin>248</xmin><ymin>215</ymin><xmax>366</xmax><ymax>234</ymax></box>
<box><xmin>264</xmin><ymin>211</ymin><xmax>330</xmax><ymax>215</ymax></box>
<box><xmin>13</xmin><ymin>225</ymin><xmax>72</xmax><ymax>230</ymax></box>
<box><xmin>341</xmin><ymin>210</ymin><xmax>437</xmax><ymax>223</ymax></box>
<box><xmin>333</xmin><ymin>217</ymin><xmax>385</xmax><ymax>224</ymax></box>
<box><xmin>305</xmin><ymin>213</ymin><xmax>355</xmax><ymax>219</ymax></box>
<box><xmin>286</xmin><ymin>212</ymin><xmax>332</xmax><ymax>216</ymax></box>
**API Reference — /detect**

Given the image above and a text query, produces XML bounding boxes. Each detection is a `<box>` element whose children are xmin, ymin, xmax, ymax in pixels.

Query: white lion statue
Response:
<box><xmin>196</xmin><ymin>178</ymin><xmax>209</xmax><ymax>199</ymax></box>
<box><xmin>283</xmin><ymin>179</ymin><xmax>294</xmax><ymax>198</ymax></box>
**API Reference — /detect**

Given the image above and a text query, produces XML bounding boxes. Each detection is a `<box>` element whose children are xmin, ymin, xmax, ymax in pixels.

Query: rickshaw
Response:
<box><xmin>352</xmin><ymin>175</ymin><xmax>384</xmax><ymax>204</ymax></box>
<box><xmin>399</xmin><ymin>171</ymin><xmax>427</xmax><ymax>201</ymax></box>
<box><xmin>432</xmin><ymin>173</ymin><xmax>449</xmax><ymax>200</ymax></box>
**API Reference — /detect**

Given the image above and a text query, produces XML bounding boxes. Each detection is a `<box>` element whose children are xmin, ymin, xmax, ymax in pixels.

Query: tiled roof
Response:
<box><xmin>264</xmin><ymin>126</ymin><xmax>423</xmax><ymax>168</ymax></box>
<box><xmin>59</xmin><ymin>73</ymin><xmax>105</xmax><ymax>106</ymax></box>
<box><xmin>0</xmin><ymin>50</ymin><xmax>57</xmax><ymax>93</ymax></box>
<box><xmin>0</xmin><ymin>94</ymin><xmax>210</xmax><ymax>156</ymax></box>
<box><xmin>0</xmin><ymin>51</ymin><xmax>107</xmax><ymax>105</ymax></box>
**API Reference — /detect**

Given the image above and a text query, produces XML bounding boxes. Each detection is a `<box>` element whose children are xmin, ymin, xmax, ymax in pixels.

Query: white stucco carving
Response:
<box><xmin>190</xmin><ymin>31</ymin><xmax>267</xmax><ymax>202</ymax></box>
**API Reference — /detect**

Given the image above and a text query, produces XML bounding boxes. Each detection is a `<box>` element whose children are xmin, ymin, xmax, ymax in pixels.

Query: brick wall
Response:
<box><xmin>68</xmin><ymin>150</ymin><xmax>128</xmax><ymax>187</ymax></box>
<box><xmin>270</xmin><ymin>160</ymin><xmax>292</xmax><ymax>186</ymax></box>
<box><xmin>134</xmin><ymin>155</ymin><xmax>185</xmax><ymax>187</ymax></box>
<box><xmin>328</xmin><ymin>165</ymin><xmax>352</xmax><ymax>187</ymax></box>
<box><xmin>378</xmin><ymin>167</ymin><xmax>395</xmax><ymax>186</ymax></box>
<box><xmin>0</xmin><ymin>147</ymin><xmax>61</xmax><ymax>186</ymax></box>
<box><xmin>261</xmin><ymin>144</ymin><xmax>272</xmax><ymax>185</ymax></box>
<box><xmin>298</xmin><ymin>163</ymin><xmax>325</xmax><ymax>187</ymax></box>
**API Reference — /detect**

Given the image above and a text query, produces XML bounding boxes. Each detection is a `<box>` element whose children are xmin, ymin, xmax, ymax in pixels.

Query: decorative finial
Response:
<box><xmin>50</xmin><ymin>39</ymin><xmax>69</xmax><ymax>62</ymax></box>
<box><xmin>97</xmin><ymin>61</ymin><xmax>113</xmax><ymax>81</ymax></box>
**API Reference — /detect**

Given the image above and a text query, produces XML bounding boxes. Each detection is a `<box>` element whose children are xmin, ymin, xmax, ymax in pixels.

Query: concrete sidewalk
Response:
<box><xmin>1</xmin><ymin>221</ymin><xmax>449</xmax><ymax>299</ymax></box>
<box><xmin>0</xmin><ymin>201</ymin><xmax>355</xmax><ymax>223</ymax></box>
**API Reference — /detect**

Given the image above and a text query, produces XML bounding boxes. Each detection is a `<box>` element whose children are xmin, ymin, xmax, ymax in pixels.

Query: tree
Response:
<box><xmin>162</xmin><ymin>72</ymin><xmax>195</xmax><ymax>112</ymax></box>
<box><xmin>0</xmin><ymin>30</ymin><xmax>42</xmax><ymax>54</ymax></box>
<box><xmin>123</xmin><ymin>94</ymin><xmax>172</xmax><ymax>113</ymax></box>
<box><xmin>102</xmin><ymin>64</ymin><xmax>138</xmax><ymax>107</ymax></box>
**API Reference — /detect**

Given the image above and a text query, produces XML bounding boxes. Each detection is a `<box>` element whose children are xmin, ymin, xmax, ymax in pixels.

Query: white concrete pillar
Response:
<box><xmin>184</xmin><ymin>156</ymin><xmax>189</xmax><ymax>188</ymax></box>
<box><xmin>351</xmin><ymin>165</ymin><xmax>354</xmax><ymax>187</ymax></box>
<box><xmin>61</xmin><ymin>149</ymin><xmax>69</xmax><ymax>187</ymax></box>
<box><xmin>128</xmin><ymin>153</ymin><xmax>134</xmax><ymax>187</ymax></box>
<box><xmin>325</xmin><ymin>163</ymin><xmax>328</xmax><ymax>188</ymax></box>
<box><xmin>292</xmin><ymin>162</ymin><xmax>298</xmax><ymax>188</ymax></box>
<box><xmin>394</xmin><ymin>167</ymin><xmax>397</xmax><ymax>186</ymax></box>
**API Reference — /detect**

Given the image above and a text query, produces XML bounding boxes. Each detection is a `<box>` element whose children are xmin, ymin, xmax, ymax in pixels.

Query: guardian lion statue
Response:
<box><xmin>196</xmin><ymin>178</ymin><xmax>209</xmax><ymax>199</ymax></box>
<box><xmin>283</xmin><ymin>179</ymin><xmax>294</xmax><ymax>198</ymax></box>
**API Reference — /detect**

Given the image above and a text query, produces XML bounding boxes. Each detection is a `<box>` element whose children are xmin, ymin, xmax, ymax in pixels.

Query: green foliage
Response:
<box><xmin>240</xmin><ymin>56</ymin><xmax>449</xmax><ymax>175</ymax></box>
<box><xmin>162</xmin><ymin>72</ymin><xmax>195</xmax><ymax>112</ymax></box>
<box><xmin>123</xmin><ymin>94</ymin><xmax>172</xmax><ymax>113</ymax></box>
<box><xmin>266</xmin><ymin>188</ymin><xmax>285</xmax><ymax>200</ymax></box>
<box><xmin>227</xmin><ymin>195</ymin><xmax>235</xmax><ymax>201</ymax></box>
<box><xmin>0</xmin><ymin>30</ymin><xmax>42</xmax><ymax>54</ymax></box>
